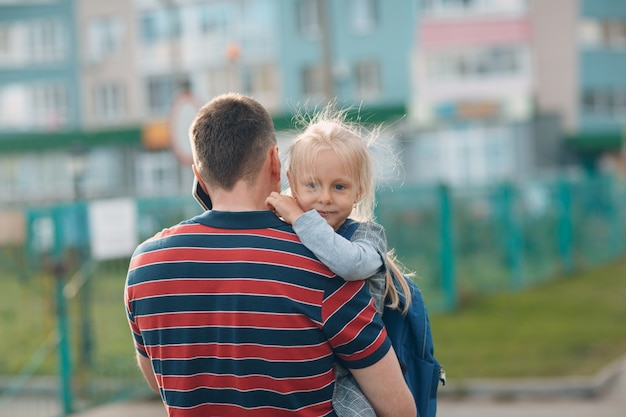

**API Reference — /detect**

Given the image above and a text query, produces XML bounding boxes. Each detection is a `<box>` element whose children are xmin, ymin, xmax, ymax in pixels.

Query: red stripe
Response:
<box><xmin>327</xmin><ymin>297</ymin><xmax>390</xmax><ymax>362</ymax></box>
<box><xmin>328</xmin><ymin>299</ymin><xmax>378</xmax><ymax>347</ymax></box>
<box><xmin>138</xmin><ymin>310</ymin><xmax>319</xmax><ymax>331</ymax></box>
<box><xmin>337</xmin><ymin>329</ymin><xmax>388</xmax><ymax>363</ymax></box>
<box><xmin>167</xmin><ymin>400</ymin><xmax>333</xmax><ymax>417</ymax></box>
<box><xmin>159</xmin><ymin>369</ymin><xmax>334</xmax><ymax>393</ymax></box>
<box><xmin>130</xmin><ymin>278</ymin><xmax>323</xmax><ymax>305</ymax></box>
<box><xmin>158</xmin><ymin>223</ymin><xmax>301</xmax><ymax>242</ymax></box>
<box><xmin>322</xmin><ymin>280</ymin><xmax>366</xmax><ymax>320</ymax></box>
<box><xmin>130</xmin><ymin>247</ymin><xmax>332</xmax><ymax>277</ymax></box>
<box><xmin>149</xmin><ymin>341</ymin><xmax>331</xmax><ymax>362</ymax></box>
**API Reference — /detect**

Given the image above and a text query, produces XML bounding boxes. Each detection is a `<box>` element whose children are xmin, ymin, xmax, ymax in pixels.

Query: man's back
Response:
<box><xmin>125</xmin><ymin>210</ymin><xmax>390</xmax><ymax>417</ymax></box>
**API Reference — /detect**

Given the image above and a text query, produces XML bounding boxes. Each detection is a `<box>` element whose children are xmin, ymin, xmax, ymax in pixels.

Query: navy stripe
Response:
<box><xmin>140</xmin><ymin>231</ymin><xmax>315</xmax><ymax>257</ymax></box>
<box><xmin>142</xmin><ymin>326</ymin><xmax>327</xmax><ymax>348</ymax></box>
<box><xmin>129</xmin><ymin>261</ymin><xmax>328</xmax><ymax>285</ymax></box>
<box><xmin>162</xmin><ymin>384</ymin><xmax>335</xmax><ymax>410</ymax></box>
<box><xmin>153</xmin><ymin>356</ymin><xmax>334</xmax><ymax>380</ymax></box>
<box><xmin>131</xmin><ymin>292</ymin><xmax>321</xmax><ymax>316</ymax></box>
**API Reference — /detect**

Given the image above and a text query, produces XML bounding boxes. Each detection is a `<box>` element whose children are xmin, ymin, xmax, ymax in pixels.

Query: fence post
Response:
<box><xmin>606</xmin><ymin>175</ymin><xmax>625</xmax><ymax>258</ymax></box>
<box><xmin>438</xmin><ymin>184</ymin><xmax>457</xmax><ymax>310</ymax></box>
<box><xmin>52</xmin><ymin>207</ymin><xmax>73</xmax><ymax>416</ymax></box>
<box><xmin>501</xmin><ymin>183</ymin><xmax>523</xmax><ymax>290</ymax></box>
<box><xmin>557</xmin><ymin>179</ymin><xmax>574</xmax><ymax>274</ymax></box>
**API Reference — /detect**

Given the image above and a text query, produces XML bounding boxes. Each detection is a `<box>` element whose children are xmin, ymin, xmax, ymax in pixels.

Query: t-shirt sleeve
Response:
<box><xmin>321</xmin><ymin>278</ymin><xmax>391</xmax><ymax>369</ymax></box>
<box><xmin>125</xmin><ymin>272</ymin><xmax>148</xmax><ymax>358</ymax></box>
<box><xmin>293</xmin><ymin>210</ymin><xmax>384</xmax><ymax>281</ymax></box>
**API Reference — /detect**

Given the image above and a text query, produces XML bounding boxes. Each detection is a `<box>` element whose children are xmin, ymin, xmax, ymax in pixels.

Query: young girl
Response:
<box><xmin>265</xmin><ymin>109</ymin><xmax>413</xmax><ymax>417</ymax></box>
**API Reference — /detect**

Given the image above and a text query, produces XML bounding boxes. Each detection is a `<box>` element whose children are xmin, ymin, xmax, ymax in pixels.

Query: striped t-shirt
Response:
<box><xmin>125</xmin><ymin>210</ymin><xmax>391</xmax><ymax>417</ymax></box>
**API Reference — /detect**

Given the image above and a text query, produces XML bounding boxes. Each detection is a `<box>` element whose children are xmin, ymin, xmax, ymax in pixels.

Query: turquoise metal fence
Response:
<box><xmin>377</xmin><ymin>173</ymin><xmax>626</xmax><ymax>311</ymax></box>
<box><xmin>0</xmin><ymin>195</ymin><xmax>204</xmax><ymax>416</ymax></box>
<box><xmin>0</xmin><ymin>173</ymin><xmax>625</xmax><ymax>415</ymax></box>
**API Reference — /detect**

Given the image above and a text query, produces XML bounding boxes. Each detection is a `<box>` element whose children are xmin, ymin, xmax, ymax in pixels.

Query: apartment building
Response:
<box><xmin>544</xmin><ymin>0</ymin><xmax>626</xmax><ymax>170</ymax></box>
<box><xmin>1</xmin><ymin>0</ymin><xmax>419</xmax><ymax>204</ymax></box>
<box><xmin>0</xmin><ymin>0</ymin><xmax>84</xmax><ymax>203</ymax></box>
<box><xmin>405</xmin><ymin>0</ymin><xmax>625</xmax><ymax>187</ymax></box>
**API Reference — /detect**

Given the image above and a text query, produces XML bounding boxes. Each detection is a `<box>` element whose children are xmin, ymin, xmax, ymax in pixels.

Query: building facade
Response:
<box><xmin>0</xmin><ymin>0</ymin><xmax>84</xmax><ymax>203</ymax></box>
<box><xmin>6</xmin><ymin>0</ymin><xmax>624</xmax><ymax>203</ymax></box>
<box><xmin>1</xmin><ymin>0</ymin><xmax>420</xmax><ymax>205</ymax></box>
<box><xmin>405</xmin><ymin>0</ymin><xmax>626</xmax><ymax>187</ymax></box>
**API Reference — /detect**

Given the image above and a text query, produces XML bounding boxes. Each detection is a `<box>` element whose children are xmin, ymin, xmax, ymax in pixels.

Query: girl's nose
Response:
<box><xmin>319</xmin><ymin>188</ymin><xmax>332</xmax><ymax>203</ymax></box>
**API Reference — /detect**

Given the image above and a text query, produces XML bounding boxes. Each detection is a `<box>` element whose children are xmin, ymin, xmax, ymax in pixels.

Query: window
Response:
<box><xmin>0</xmin><ymin>84</ymin><xmax>29</xmax><ymax>128</ymax></box>
<box><xmin>297</xmin><ymin>0</ymin><xmax>320</xmax><ymax>38</ymax></box>
<box><xmin>0</xmin><ymin>25</ymin><xmax>10</xmax><ymax>61</ymax></box>
<box><xmin>354</xmin><ymin>60</ymin><xmax>380</xmax><ymax>99</ymax></box>
<box><xmin>350</xmin><ymin>0</ymin><xmax>378</xmax><ymax>33</ymax></box>
<box><xmin>583</xmin><ymin>89</ymin><xmax>626</xmax><ymax>118</ymax></box>
<box><xmin>604</xmin><ymin>21</ymin><xmax>626</xmax><ymax>48</ymax></box>
<box><xmin>87</xmin><ymin>17</ymin><xmax>124</xmax><ymax>64</ymax></box>
<box><xmin>28</xmin><ymin>19</ymin><xmax>65</xmax><ymax>63</ymax></box>
<box><xmin>199</xmin><ymin>3</ymin><xmax>231</xmax><ymax>35</ymax></box>
<box><xmin>140</xmin><ymin>7</ymin><xmax>181</xmax><ymax>45</ymax></box>
<box><xmin>146</xmin><ymin>75</ymin><xmax>190</xmax><ymax>116</ymax></box>
<box><xmin>140</xmin><ymin>13</ymin><xmax>157</xmax><ymax>45</ymax></box>
<box><xmin>613</xmin><ymin>90</ymin><xmax>626</xmax><ymax>116</ymax></box>
<box><xmin>580</xmin><ymin>19</ymin><xmax>626</xmax><ymax>49</ymax></box>
<box><xmin>135</xmin><ymin>151</ymin><xmax>179</xmax><ymax>197</ymax></box>
<box><xmin>93</xmin><ymin>82</ymin><xmax>126</xmax><ymax>123</ymax></box>
<box><xmin>207</xmin><ymin>67</ymin><xmax>237</xmax><ymax>97</ymax></box>
<box><xmin>31</xmin><ymin>83</ymin><xmax>68</xmax><ymax>129</ymax></box>
<box><xmin>240</xmin><ymin>65</ymin><xmax>277</xmax><ymax>97</ymax></box>
<box><xmin>240</xmin><ymin>0</ymin><xmax>277</xmax><ymax>58</ymax></box>
<box><xmin>579</xmin><ymin>19</ymin><xmax>603</xmax><ymax>46</ymax></box>
<box><xmin>302</xmin><ymin>64</ymin><xmax>325</xmax><ymax>101</ymax></box>
<box><xmin>421</xmin><ymin>0</ymin><xmax>526</xmax><ymax>16</ymax></box>
<box><xmin>428</xmin><ymin>46</ymin><xmax>525</xmax><ymax>81</ymax></box>
<box><xmin>1</xmin><ymin>82</ymin><xmax>68</xmax><ymax>130</ymax></box>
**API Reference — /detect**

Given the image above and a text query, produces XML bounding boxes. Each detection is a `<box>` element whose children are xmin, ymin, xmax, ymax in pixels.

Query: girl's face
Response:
<box><xmin>290</xmin><ymin>148</ymin><xmax>359</xmax><ymax>231</ymax></box>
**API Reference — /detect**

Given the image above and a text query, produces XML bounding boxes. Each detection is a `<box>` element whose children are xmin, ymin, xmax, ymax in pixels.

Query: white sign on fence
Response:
<box><xmin>88</xmin><ymin>199</ymin><xmax>138</xmax><ymax>260</ymax></box>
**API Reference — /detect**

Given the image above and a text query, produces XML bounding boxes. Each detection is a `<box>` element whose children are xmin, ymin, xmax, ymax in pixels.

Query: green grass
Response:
<box><xmin>429</xmin><ymin>255</ymin><xmax>626</xmax><ymax>378</ymax></box>
<box><xmin>0</xmin><ymin>261</ymin><xmax>139</xmax><ymax>380</ymax></box>
<box><xmin>2</xmin><ymin>256</ymin><xmax>626</xmax><ymax>382</ymax></box>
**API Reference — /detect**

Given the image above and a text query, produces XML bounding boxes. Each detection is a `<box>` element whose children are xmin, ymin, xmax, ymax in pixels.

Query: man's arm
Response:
<box><xmin>136</xmin><ymin>351</ymin><xmax>159</xmax><ymax>394</ymax></box>
<box><xmin>351</xmin><ymin>347</ymin><xmax>416</xmax><ymax>417</ymax></box>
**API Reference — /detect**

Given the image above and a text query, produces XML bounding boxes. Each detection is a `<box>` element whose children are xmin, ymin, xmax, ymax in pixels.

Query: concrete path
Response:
<box><xmin>438</xmin><ymin>355</ymin><xmax>626</xmax><ymax>417</ymax></box>
<box><xmin>73</xmin><ymin>356</ymin><xmax>626</xmax><ymax>417</ymax></box>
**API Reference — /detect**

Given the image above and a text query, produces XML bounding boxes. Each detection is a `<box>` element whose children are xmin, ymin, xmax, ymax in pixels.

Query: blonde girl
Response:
<box><xmin>265</xmin><ymin>108</ymin><xmax>413</xmax><ymax>417</ymax></box>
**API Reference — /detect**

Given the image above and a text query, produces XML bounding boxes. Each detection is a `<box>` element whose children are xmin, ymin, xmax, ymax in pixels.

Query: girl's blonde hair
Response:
<box><xmin>287</xmin><ymin>108</ymin><xmax>375</xmax><ymax>222</ymax></box>
<box><xmin>288</xmin><ymin>106</ymin><xmax>413</xmax><ymax>313</ymax></box>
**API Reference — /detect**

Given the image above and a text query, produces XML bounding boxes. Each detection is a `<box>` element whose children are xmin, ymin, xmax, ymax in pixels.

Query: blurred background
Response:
<box><xmin>0</xmin><ymin>0</ymin><xmax>625</xmax><ymax>416</ymax></box>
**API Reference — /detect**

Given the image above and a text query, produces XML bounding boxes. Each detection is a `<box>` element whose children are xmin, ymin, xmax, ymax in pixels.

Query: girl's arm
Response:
<box><xmin>293</xmin><ymin>210</ymin><xmax>384</xmax><ymax>281</ymax></box>
<box><xmin>265</xmin><ymin>192</ymin><xmax>385</xmax><ymax>280</ymax></box>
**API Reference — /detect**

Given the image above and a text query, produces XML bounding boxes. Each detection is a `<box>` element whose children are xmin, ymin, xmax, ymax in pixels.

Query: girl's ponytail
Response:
<box><xmin>384</xmin><ymin>249</ymin><xmax>413</xmax><ymax>314</ymax></box>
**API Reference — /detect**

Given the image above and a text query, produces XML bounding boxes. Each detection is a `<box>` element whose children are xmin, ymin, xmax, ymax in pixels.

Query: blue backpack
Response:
<box><xmin>338</xmin><ymin>220</ymin><xmax>444</xmax><ymax>417</ymax></box>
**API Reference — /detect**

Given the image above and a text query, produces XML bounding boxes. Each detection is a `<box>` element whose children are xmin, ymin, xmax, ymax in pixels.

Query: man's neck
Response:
<box><xmin>210</xmin><ymin>181</ymin><xmax>273</xmax><ymax>212</ymax></box>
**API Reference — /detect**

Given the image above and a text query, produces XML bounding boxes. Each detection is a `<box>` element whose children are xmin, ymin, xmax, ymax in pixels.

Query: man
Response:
<box><xmin>124</xmin><ymin>93</ymin><xmax>415</xmax><ymax>417</ymax></box>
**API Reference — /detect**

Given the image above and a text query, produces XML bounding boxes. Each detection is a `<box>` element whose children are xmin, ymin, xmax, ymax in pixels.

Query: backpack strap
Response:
<box><xmin>336</xmin><ymin>218</ymin><xmax>360</xmax><ymax>240</ymax></box>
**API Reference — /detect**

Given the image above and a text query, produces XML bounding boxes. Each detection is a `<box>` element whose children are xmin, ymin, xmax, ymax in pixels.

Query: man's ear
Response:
<box><xmin>270</xmin><ymin>146</ymin><xmax>281</xmax><ymax>184</ymax></box>
<box><xmin>192</xmin><ymin>164</ymin><xmax>208</xmax><ymax>193</ymax></box>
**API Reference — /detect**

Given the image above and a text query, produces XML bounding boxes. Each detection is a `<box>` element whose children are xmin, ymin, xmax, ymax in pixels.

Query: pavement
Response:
<box><xmin>72</xmin><ymin>355</ymin><xmax>626</xmax><ymax>417</ymax></box>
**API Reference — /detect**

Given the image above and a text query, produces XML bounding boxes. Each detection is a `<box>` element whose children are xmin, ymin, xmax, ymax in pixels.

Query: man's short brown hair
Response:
<box><xmin>190</xmin><ymin>93</ymin><xmax>276</xmax><ymax>190</ymax></box>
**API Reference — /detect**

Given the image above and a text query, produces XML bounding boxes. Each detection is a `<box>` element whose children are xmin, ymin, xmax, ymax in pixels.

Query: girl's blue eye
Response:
<box><xmin>305</xmin><ymin>182</ymin><xmax>318</xmax><ymax>189</ymax></box>
<box><xmin>334</xmin><ymin>184</ymin><xmax>346</xmax><ymax>191</ymax></box>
